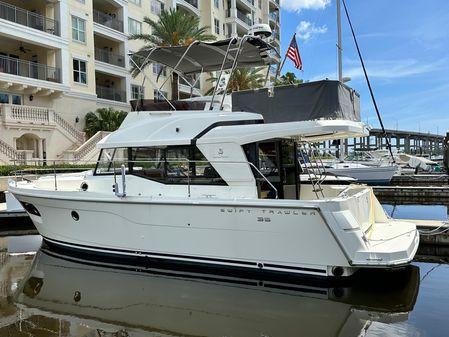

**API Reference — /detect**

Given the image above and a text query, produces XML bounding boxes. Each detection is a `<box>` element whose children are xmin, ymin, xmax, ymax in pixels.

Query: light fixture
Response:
<box><xmin>29</xmin><ymin>95</ymin><xmax>34</xmax><ymax>101</ymax></box>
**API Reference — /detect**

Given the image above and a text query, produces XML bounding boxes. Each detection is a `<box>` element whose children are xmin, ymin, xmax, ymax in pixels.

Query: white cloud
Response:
<box><xmin>296</xmin><ymin>21</ymin><xmax>328</xmax><ymax>41</ymax></box>
<box><xmin>311</xmin><ymin>58</ymin><xmax>446</xmax><ymax>82</ymax></box>
<box><xmin>282</xmin><ymin>0</ymin><xmax>331</xmax><ymax>12</ymax></box>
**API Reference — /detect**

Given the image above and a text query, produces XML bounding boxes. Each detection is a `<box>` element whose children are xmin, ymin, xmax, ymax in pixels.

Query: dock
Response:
<box><xmin>373</xmin><ymin>186</ymin><xmax>449</xmax><ymax>199</ymax></box>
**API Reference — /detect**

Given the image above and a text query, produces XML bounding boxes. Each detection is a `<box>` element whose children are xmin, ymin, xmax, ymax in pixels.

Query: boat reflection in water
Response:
<box><xmin>13</xmin><ymin>248</ymin><xmax>420</xmax><ymax>337</ymax></box>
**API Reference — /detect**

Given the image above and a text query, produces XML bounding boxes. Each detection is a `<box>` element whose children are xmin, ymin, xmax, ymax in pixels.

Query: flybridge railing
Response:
<box><xmin>10</xmin><ymin>159</ymin><xmax>278</xmax><ymax>199</ymax></box>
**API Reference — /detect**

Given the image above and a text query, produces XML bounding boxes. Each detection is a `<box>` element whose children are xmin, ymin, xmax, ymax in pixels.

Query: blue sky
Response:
<box><xmin>279</xmin><ymin>0</ymin><xmax>449</xmax><ymax>134</ymax></box>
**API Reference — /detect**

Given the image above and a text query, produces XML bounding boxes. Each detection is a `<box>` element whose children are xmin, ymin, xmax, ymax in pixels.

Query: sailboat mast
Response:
<box><xmin>337</xmin><ymin>0</ymin><xmax>343</xmax><ymax>82</ymax></box>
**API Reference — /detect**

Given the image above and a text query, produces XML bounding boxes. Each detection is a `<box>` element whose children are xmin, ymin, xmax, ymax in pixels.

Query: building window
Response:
<box><xmin>152</xmin><ymin>63</ymin><xmax>166</xmax><ymax>77</ymax></box>
<box><xmin>129</xmin><ymin>0</ymin><xmax>141</xmax><ymax>6</ymax></box>
<box><xmin>73</xmin><ymin>59</ymin><xmax>87</xmax><ymax>84</ymax></box>
<box><xmin>214</xmin><ymin>0</ymin><xmax>219</xmax><ymax>8</ymax></box>
<box><xmin>151</xmin><ymin>0</ymin><xmax>164</xmax><ymax>15</ymax></box>
<box><xmin>259</xmin><ymin>0</ymin><xmax>262</xmax><ymax>9</ymax></box>
<box><xmin>0</xmin><ymin>92</ymin><xmax>22</xmax><ymax>105</ymax></box>
<box><xmin>131</xmin><ymin>84</ymin><xmax>144</xmax><ymax>100</ymax></box>
<box><xmin>71</xmin><ymin>16</ymin><xmax>86</xmax><ymax>42</ymax></box>
<box><xmin>214</xmin><ymin>18</ymin><xmax>220</xmax><ymax>35</ymax></box>
<box><xmin>128</xmin><ymin>18</ymin><xmax>142</xmax><ymax>35</ymax></box>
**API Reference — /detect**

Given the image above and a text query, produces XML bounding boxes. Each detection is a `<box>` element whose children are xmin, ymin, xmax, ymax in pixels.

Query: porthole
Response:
<box><xmin>71</xmin><ymin>211</ymin><xmax>79</xmax><ymax>221</ymax></box>
<box><xmin>80</xmin><ymin>182</ymin><xmax>88</xmax><ymax>191</ymax></box>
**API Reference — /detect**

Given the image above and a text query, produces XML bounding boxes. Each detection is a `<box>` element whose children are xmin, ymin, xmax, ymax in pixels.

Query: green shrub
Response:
<box><xmin>0</xmin><ymin>164</ymin><xmax>95</xmax><ymax>177</ymax></box>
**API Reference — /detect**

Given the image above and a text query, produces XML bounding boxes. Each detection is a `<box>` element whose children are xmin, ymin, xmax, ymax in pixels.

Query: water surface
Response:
<box><xmin>0</xmin><ymin>204</ymin><xmax>448</xmax><ymax>336</ymax></box>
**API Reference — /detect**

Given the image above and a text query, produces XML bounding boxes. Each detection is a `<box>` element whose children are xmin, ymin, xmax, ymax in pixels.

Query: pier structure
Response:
<box><xmin>322</xmin><ymin>128</ymin><xmax>445</xmax><ymax>156</ymax></box>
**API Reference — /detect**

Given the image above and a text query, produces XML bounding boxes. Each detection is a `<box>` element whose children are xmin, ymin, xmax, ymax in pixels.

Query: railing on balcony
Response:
<box><xmin>180</xmin><ymin>0</ymin><xmax>198</xmax><ymax>8</ymax></box>
<box><xmin>94</xmin><ymin>48</ymin><xmax>125</xmax><ymax>68</ymax></box>
<box><xmin>0</xmin><ymin>104</ymin><xmax>85</xmax><ymax>143</ymax></box>
<box><xmin>0</xmin><ymin>54</ymin><xmax>61</xmax><ymax>83</ymax></box>
<box><xmin>96</xmin><ymin>86</ymin><xmax>126</xmax><ymax>103</ymax></box>
<box><xmin>0</xmin><ymin>1</ymin><xmax>60</xmax><ymax>36</ymax></box>
<box><xmin>237</xmin><ymin>9</ymin><xmax>252</xmax><ymax>26</ymax></box>
<box><xmin>93</xmin><ymin>10</ymin><xmax>123</xmax><ymax>32</ymax></box>
<box><xmin>240</xmin><ymin>0</ymin><xmax>255</xmax><ymax>7</ymax></box>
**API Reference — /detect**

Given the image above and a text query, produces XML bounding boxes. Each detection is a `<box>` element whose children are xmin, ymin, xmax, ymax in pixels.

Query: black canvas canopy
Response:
<box><xmin>232</xmin><ymin>80</ymin><xmax>361</xmax><ymax>123</ymax></box>
<box><xmin>133</xmin><ymin>37</ymin><xmax>278</xmax><ymax>75</ymax></box>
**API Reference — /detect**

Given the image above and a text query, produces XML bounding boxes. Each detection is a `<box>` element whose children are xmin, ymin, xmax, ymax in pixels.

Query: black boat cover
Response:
<box><xmin>232</xmin><ymin>80</ymin><xmax>361</xmax><ymax>123</ymax></box>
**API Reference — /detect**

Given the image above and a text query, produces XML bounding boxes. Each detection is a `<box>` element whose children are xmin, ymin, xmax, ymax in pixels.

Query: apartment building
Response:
<box><xmin>0</xmin><ymin>0</ymin><xmax>280</xmax><ymax>165</ymax></box>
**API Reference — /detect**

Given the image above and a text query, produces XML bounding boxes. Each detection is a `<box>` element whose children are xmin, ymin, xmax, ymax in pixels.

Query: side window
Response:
<box><xmin>129</xmin><ymin>146</ymin><xmax>226</xmax><ymax>185</ymax></box>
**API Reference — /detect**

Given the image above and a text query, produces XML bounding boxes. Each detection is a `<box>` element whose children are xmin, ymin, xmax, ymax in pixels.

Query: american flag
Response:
<box><xmin>287</xmin><ymin>35</ymin><xmax>303</xmax><ymax>70</ymax></box>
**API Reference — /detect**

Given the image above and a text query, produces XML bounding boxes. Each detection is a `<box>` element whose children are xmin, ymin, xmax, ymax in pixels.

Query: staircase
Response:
<box><xmin>74</xmin><ymin>131</ymin><xmax>110</xmax><ymax>161</ymax></box>
<box><xmin>0</xmin><ymin>139</ymin><xmax>24</xmax><ymax>164</ymax></box>
<box><xmin>53</xmin><ymin>112</ymin><xmax>86</xmax><ymax>145</ymax></box>
<box><xmin>58</xmin><ymin>131</ymin><xmax>111</xmax><ymax>163</ymax></box>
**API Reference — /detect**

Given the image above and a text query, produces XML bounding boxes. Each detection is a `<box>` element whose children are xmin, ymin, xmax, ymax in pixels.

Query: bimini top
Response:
<box><xmin>97</xmin><ymin>111</ymin><xmax>368</xmax><ymax>149</ymax></box>
<box><xmin>133</xmin><ymin>36</ymin><xmax>277</xmax><ymax>75</ymax></box>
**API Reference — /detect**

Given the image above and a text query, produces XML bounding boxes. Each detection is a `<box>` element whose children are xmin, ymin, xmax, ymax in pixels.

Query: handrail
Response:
<box><xmin>9</xmin><ymin>158</ymin><xmax>278</xmax><ymax>199</ymax></box>
<box><xmin>92</xmin><ymin>9</ymin><xmax>123</xmax><ymax>32</ymax></box>
<box><xmin>94</xmin><ymin>48</ymin><xmax>125</xmax><ymax>67</ymax></box>
<box><xmin>0</xmin><ymin>0</ymin><xmax>60</xmax><ymax>36</ymax></box>
<box><xmin>0</xmin><ymin>138</ymin><xmax>24</xmax><ymax>162</ymax></box>
<box><xmin>0</xmin><ymin>54</ymin><xmax>61</xmax><ymax>83</ymax></box>
<box><xmin>53</xmin><ymin>112</ymin><xmax>85</xmax><ymax>144</ymax></box>
<box><xmin>74</xmin><ymin>131</ymin><xmax>110</xmax><ymax>161</ymax></box>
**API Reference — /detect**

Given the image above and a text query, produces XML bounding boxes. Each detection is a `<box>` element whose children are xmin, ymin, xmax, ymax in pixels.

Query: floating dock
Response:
<box><xmin>373</xmin><ymin>186</ymin><xmax>449</xmax><ymax>199</ymax></box>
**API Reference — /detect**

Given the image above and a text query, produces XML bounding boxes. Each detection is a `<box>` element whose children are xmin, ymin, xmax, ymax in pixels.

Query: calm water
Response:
<box><xmin>0</xmin><ymin>204</ymin><xmax>448</xmax><ymax>337</ymax></box>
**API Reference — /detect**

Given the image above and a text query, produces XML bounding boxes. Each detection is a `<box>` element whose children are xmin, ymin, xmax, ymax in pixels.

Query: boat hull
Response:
<box><xmin>326</xmin><ymin>165</ymin><xmax>396</xmax><ymax>185</ymax></box>
<box><xmin>9</xmin><ymin>186</ymin><xmax>419</xmax><ymax>279</ymax></box>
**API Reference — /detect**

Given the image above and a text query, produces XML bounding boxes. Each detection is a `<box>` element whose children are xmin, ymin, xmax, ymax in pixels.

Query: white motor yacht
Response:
<box><xmin>8</xmin><ymin>35</ymin><xmax>419</xmax><ymax>279</ymax></box>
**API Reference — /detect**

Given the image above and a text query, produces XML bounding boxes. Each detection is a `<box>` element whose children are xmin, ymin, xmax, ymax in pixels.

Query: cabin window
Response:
<box><xmin>95</xmin><ymin>146</ymin><xmax>226</xmax><ymax>185</ymax></box>
<box><xmin>95</xmin><ymin>148</ymin><xmax>128</xmax><ymax>175</ymax></box>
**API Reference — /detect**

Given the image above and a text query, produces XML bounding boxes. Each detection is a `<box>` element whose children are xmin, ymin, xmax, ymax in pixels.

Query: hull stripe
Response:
<box><xmin>43</xmin><ymin>236</ymin><xmax>327</xmax><ymax>275</ymax></box>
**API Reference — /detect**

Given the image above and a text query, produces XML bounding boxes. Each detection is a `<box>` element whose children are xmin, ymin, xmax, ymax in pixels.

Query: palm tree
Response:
<box><xmin>129</xmin><ymin>8</ymin><xmax>216</xmax><ymax>100</ymax></box>
<box><xmin>84</xmin><ymin>108</ymin><xmax>128</xmax><ymax>138</ymax></box>
<box><xmin>275</xmin><ymin>72</ymin><xmax>304</xmax><ymax>86</ymax></box>
<box><xmin>205</xmin><ymin>67</ymin><xmax>266</xmax><ymax>95</ymax></box>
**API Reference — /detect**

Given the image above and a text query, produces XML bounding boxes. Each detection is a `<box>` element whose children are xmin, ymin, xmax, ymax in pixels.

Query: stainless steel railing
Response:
<box><xmin>10</xmin><ymin>158</ymin><xmax>278</xmax><ymax>199</ymax></box>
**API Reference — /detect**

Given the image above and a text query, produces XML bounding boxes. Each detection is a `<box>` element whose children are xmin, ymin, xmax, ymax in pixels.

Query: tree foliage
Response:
<box><xmin>275</xmin><ymin>72</ymin><xmax>304</xmax><ymax>86</ymax></box>
<box><xmin>129</xmin><ymin>8</ymin><xmax>216</xmax><ymax>99</ymax></box>
<box><xmin>84</xmin><ymin>108</ymin><xmax>128</xmax><ymax>138</ymax></box>
<box><xmin>206</xmin><ymin>67</ymin><xmax>266</xmax><ymax>95</ymax></box>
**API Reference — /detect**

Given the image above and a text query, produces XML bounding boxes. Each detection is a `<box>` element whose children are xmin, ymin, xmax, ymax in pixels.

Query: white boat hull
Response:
<box><xmin>326</xmin><ymin>165</ymin><xmax>396</xmax><ymax>185</ymax></box>
<box><xmin>10</xmin><ymin>184</ymin><xmax>419</xmax><ymax>278</ymax></box>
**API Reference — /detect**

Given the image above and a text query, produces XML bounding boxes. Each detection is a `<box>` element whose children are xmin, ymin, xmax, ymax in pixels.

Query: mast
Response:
<box><xmin>337</xmin><ymin>0</ymin><xmax>343</xmax><ymax>82</ymax></box>
<box><xmin>336</xmin><ymin>0</ymin><xmax>344</xmax><ymax>158</ymax></box>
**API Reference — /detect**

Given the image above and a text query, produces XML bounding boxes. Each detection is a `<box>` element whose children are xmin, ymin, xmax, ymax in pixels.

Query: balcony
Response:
<box><xmin>269</xmin><ymin>0</ymin><xmax>280</xmax><ymax>8</ymax></box>
<box><xmin>0</xmin><ymin>54</ymin><xmax>61</xmax><ymax>83</ymax></box>
<box><xmin>96</xmin><ymin>85</ymin><xmax>126</xmax><ymax>103</ymax></box>
<box><xmin>176</xmin><ymin>0</ymin><xmax>200</xmax><ymax>17</ymax></box>
<box><xmin>226</xmin><ymin>9</ymin><xmax>253</xmax><ymax>31</ymax></box>
<box><xmin>0</xmin><ymin>103</ymin><xmax>55</xmax><ymax>126</ymax></box>
<box><xmin>93</xmin><ymin>10</ymin><xmax>123</xmax><ymax>33</ymax></box>
<box><xmin>94</xmin><ymin>48</ymin><xmax>125</xmax><ymax>68</ymax></box>
<box><xmin>236</xmin><ymin>0</ymin><xmax>255</xmax><ymax>13</ymax></box>
<box><xmin>0</xmin><ymin>1</ymin><xmax>60</xmax><ymax>36</ymax></box>
<box><xmin>269</xmin><ymin>11</ymin><xmax>279</xmax><ymax>28</ymax></box>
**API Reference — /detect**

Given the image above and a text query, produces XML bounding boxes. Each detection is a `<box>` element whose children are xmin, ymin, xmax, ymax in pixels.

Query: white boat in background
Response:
<box><xmin>8</xmin><ymin>35</ymin><xmax>419</xmax><ymax>279</ymax></box>
<box><xmin>325</xmin><ymin>162</ymin><xmax>397</xmax><ymax>185</ymax></box>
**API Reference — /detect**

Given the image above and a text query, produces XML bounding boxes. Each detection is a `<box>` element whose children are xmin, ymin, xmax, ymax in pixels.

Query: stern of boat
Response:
<box><xmin>321</xmin><ymin>186</ymin><xmax>419</xmax><ymax>269</ymax></box>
